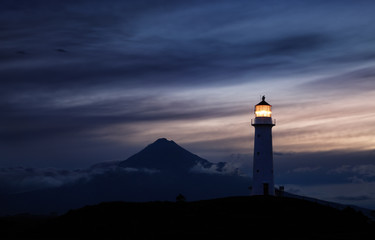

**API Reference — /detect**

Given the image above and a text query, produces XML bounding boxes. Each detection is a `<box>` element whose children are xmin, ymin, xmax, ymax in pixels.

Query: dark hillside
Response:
<box><xmin>2</xmin><ymin>196</ymin><xmax>373</xmax><ymax>239</ymax></box>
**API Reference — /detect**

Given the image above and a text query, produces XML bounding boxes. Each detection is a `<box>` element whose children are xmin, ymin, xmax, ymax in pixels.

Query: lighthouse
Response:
<box><xmin>251</xmin><ymin>96</ymin><xmax>275</xmax><ymax>196</ymax></box>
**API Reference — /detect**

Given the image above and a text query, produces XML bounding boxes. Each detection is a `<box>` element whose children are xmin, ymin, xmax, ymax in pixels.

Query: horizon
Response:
<box><xmin>1</xmin><ymin>0</ymin><xmax>375</xmax><ymax>210</ymax></box>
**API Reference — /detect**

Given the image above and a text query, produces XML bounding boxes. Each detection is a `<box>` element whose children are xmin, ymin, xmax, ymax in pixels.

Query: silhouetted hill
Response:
<box><xmin>119</xmin><ymin>138</ymin><xmax>226</xmax><ymax>172</ymax></box>
<box><xmin>1</xmin><ymin>196</ymin><xmax>373</xmax><ymax>239</ymax></box>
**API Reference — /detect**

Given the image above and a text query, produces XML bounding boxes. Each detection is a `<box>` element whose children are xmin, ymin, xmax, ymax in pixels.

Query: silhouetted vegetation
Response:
<box><xmin>0</xmin><ymin>196</ymin><xmax>373</xmax><ymax>239</ymax></box>
<box><xmin>176</xmin><ymin>193</ymin><xmax>186</xmax><ymax>203</ymax></box>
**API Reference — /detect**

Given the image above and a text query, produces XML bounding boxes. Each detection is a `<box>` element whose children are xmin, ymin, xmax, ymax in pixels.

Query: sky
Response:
<box><xmin>1</xmin><ymin>0</ymin><xmax>375</xmax><ymax>208</ymax></box>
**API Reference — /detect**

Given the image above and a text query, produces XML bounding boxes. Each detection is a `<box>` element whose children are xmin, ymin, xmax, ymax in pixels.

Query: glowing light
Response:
<box><xmin>255</xmin><ymin>105</ymin><xmax>272</xmax><ymax>117</ymax></box>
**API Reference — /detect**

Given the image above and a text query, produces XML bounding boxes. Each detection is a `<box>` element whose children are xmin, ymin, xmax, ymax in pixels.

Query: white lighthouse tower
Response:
<box><xmin>251</xmin><ymin>96</ymin><xmax>275</xmax><ymax>196</ymax></box>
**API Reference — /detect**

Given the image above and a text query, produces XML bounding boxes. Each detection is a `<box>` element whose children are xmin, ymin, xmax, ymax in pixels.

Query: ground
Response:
<box><xmin>1</xmin><ymin>196</ymin><xmax>373</xmax><ymax>239</ymax></box>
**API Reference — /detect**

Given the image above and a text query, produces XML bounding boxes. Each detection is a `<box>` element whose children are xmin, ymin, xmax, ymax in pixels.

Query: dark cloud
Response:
<box><xmin>334</xmin><ymin>195</ymin><xmax>372</xmax><ymax>201</ymax></box>
<box><xmin>0</xmin><ymin>32</ymin><xmax>331</xmax><ymax>96</ymax></box>
<box><xmin>0</xmin><ymin>0</ymin><xmax>350</xmax><ymax>97</ymax></box>
<box><xmin>0</xmin><ymin>94</ymin><xmax>247</xmax><ymax>144</ymax></box>
<box><xmin>330</xmin><ymin>164</ymin><xmax>375</xmax><ymax>183</ymax></box>
<box><xmin>300</xmin><ymin>66</ymin><xmax>375</xmax><ymax>92</ymax></box>
<box><xmin>274</xmin><ymin>150</ymin><xmax>375</xmax><ymax>185</ymax></box>
<box><xmin>0</xmin><ymin>166</ymin><xmax>85</xmax><ymax>194</ymax></box>
<box><xmin>0</xmin><ymin>161</ymin><xmax>123</xmax><ymax>194</ymax></box>
<box><xmin>277</xmin><ymin>150</ymin><xmax>375</xmax><ymax>171</ymax></box>
<box><xmin>254</xmin><ymin>34</ymin><xmax>328</xmax><ymax>57</ymax></box>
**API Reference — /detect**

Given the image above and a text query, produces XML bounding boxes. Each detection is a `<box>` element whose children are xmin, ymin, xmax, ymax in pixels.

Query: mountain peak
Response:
<box><xmin>155</xmin><ymin>138</ymin><xmax>169</xmax><ymax>143</ymax></box>
<box><xmin>119</xmin><ymin>138</ymin><xmax>221</xmax><ymax>172</ymax></box>
<box><xmin>153</xmin><ymin>138</ymin><xmax>177</xmax><ymax>146</ymax></box>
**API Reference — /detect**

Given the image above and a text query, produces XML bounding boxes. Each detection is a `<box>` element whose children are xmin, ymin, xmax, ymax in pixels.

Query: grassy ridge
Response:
<box><xmin>1</xmin><ymin>196</ymin><xmax>373</xmax><ymax>239</ymax></box>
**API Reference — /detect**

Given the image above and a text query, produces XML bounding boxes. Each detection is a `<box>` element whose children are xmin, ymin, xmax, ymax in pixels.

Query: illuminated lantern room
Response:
<box><xmin>255</xmin><ymin>96</ymin><xmax>272</xmax><ymax>118</ymax></box>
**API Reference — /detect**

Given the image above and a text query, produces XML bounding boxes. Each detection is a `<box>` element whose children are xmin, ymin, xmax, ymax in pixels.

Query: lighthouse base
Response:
<box><xmin>252</xmin><ymin>123</ymin><xmax>275</xmax><ymax>196</ymax></box>
<box><xmin>251</xmin><ymin>183</ymin><xmax>275</xmax><ymax>196</ymax></box>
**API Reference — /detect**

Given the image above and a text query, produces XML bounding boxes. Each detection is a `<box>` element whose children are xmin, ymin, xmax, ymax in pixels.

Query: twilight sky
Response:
<box><xmin>1</xmin><ymin>0</ymin><xmax>375</xmax><ymax>208</ymax></box>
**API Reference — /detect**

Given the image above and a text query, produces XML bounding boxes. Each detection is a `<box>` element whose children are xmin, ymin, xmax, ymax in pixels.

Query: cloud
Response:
<box><xmin>0</xmin><ymin>32</ymin><xmax>330</xmax><ymax>97</ymax></box>
<box><xmin>276</xmin><ymin>150</ymin><xmax>375</xmax><ymax>172</ymax></box>
<box><xmin>274</xmin><ymin>150</ymin><xmax>375</xmax><ymax>188</ymax></box>
<box><xmin>190</xmin><ymin>163</ymin><xmax>222</xmax><ymax>175</ymax></box>
<box><xmin>0</xmin><ymin>161</ymin><xmax>127</xmax><ymax>194</ymax></box>
<box><xmin>331</xmin><ymin>165</ymin><xmax>352</xmax><ymax>174</ymax></box>
<box><xmin>347</xmin><ymin>176</ymin><xmax>367</xmax><ymax>184</ymax></box>
<box><xmin>331</xmin><ymin>164</ymin><xmax>375</xmax><ymax>184</ymax></box>
<box><xmin>253</xmin><ymin>33</ymin><xmax>328</xmax><ymax>57</ymax></box>
<box><xmin>334</xmin><ymin>195</ymin><xmax>372</xmax><ymax>201</ymax></box>
<box><xmin>189</xmin><ymin>161</ymin><xmax>238</xmax><ymax>175</ymax></box>
<box><xmin>0</xmin><ymin>93</ymin><xmax>247</xmax><ymax>146</ymax></box>
<box><xmin>331</xmin><ymin>164</ymin><xmax>375</xmax><ymax>180</ymax></box>
<box><xmin>0</xmin><ymin>167</ymin><xmax>87</xmax><ymax>194</ymax></box>
<box><xmin>352</xmin><ymin>165</ymin><xmax>375</xmax><ymax>178</ymax></box>
<box><xmin>121</xmin><ymin>167</ymin><xmax>160</xmax><ymax>174</ymax></box>
<box><xmin>290</xmin><ymin>166</ymin><xmax>321</xmax><ymax>173</ymax></box>
<box><xmin>222</xmin><ymin>153</ymin><xmax>252</xmax><ymax>176</ymax></box>
<box><xmin>299</xmin><ymin>66</ymin><xmax>375</xmax><ymax>93</ymax></box>
<box><xmin>282</xmin><ymin>182</ymin><xmax>375</xmax><ymax>209</ymax></box>
<box><xmin>0</xmin><ymin>0</ymin><xmax>357</xmax><ymax>100</ymax></box>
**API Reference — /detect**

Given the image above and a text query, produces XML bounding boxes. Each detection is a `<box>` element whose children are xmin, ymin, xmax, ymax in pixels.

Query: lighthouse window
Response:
<box><xmin>257</xmin><ymin>134</ymin><xmax>261</xmax><ymax>138</ymax></box>
<box><xmin>255</xmin><ymin>105</ymin><xmax>272</xmax><ymax>117</ymax></box>
<box><xmin>256</xmin><ymin>169</ymin><xmax>259</xmax><ymax>173</ymax></box>
<box><xmin>257</xmin><ymin>152</ymin><xmax>260</xmax><ymax>155</ymax></box>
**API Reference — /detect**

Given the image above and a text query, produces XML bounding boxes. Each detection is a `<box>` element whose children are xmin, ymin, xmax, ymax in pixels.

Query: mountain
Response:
<box><xmin>119</xmin><ymin>138</ymin><xmax>226</xmax><ymax>172</ymax></box>
<box><xmin>2</xmin><ymin>196</ymin><xmax>373</xmax><ymax>239</ymax></box>
<box><xmin>0</xmin><ymin>138</ymin><xmax>250</xmax><ymax>215</ymax></box>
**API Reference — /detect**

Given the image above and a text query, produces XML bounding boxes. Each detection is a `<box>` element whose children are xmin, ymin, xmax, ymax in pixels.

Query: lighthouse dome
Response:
<box><xmin>256</xmin><ymin>96</ymin><xmax>271</xmax><ymax>106</ymax></box>
<box><xmin>255</xmin><ymin>96</ymin><xmax>272</xmax><ymax>117</ymax></box>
